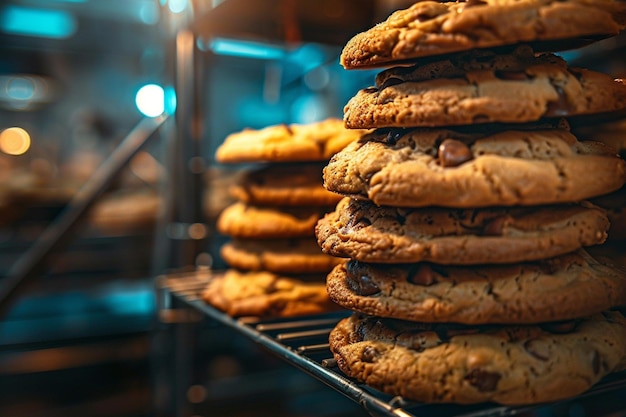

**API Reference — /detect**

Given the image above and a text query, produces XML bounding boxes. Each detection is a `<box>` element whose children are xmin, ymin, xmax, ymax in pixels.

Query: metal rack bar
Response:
<box><xmin>0</xmin><ymin>115</ymin><xmax>168</xmax><ymax>318</ymax></box>
<box><xmin>184</xmin><ymin>302</ymin><xmax>410</xmax><ymax>417</ymax></box>
<box><xmin>161</xmin><ymin>271</ymin><xmax>626</xmax><ymax>417</ymax></box>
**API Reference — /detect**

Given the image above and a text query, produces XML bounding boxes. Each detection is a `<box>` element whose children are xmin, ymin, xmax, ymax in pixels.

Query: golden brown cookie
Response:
<box><xmin>329</xmin><ymin>311</ymin><xmax>626</xmax><ymax>404</ymax></box>
<box><xmin>201</xmin><ymin>269</ymin><xmax>338</xmax><ymax>317</ymax></box>
<box><xmin>217</xmin><ymin>202</ymin><xmax>332</xmax><ymax>239</ymax></box>
<box><xmin>344</xmin><ymin>50</ymin><xmax>626</xmax><ymax>128</ymax></box>
<box><xmin>340</xmin><ymin>0</ymin><xmax>626</xmax><ymax>69</ymax></box>
<box><xmin>220</xmin><ymin>238</ymin><xmax>345</xmax><ymax>274</ymax></box>
<box><xmin>229</xmin><ymin>162</ymin><xmax>342</xmax><ymax>207</ymax></box>
<box><xmin>215</xmin><ymin>118</ymin><xmax>366</xmax><ymax>163</ymax></box>
<box><xmin>315</xmin><ymin>198</ymin><xmax>608</xmax><ymax>265</ymax></box>
<box><xmin>323</xmin><ymin>127</ymin><xmax>626</xmax><ymax>208</ymax></box>
<box><xmin>326</xmin><ymin>250</ymin><xmax>626</xmax><ymax>324</ymax></box>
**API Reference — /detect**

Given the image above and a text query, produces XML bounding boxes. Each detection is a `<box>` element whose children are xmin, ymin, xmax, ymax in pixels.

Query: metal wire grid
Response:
<box><xmin>160</xmin><ymin>270</ymin><xmax>626</xmax><ymax>417</ymax></box>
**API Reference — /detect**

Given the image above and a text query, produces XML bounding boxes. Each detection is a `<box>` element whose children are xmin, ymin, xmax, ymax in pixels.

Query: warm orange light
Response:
<box><xmin>0</xmin><ymin>127</ymin><xmax>31</xmax><ymax>155</ymax></box>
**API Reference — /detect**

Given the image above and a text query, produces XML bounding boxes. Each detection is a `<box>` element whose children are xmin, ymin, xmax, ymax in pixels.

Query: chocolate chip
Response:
<box><xmin>545</xmin><ymin>85</ymin><xmax>574</xmax><ymax>117</ymax></box>
<box><xmin>416</xmin><ymin>12</ymin><xmax>435</xmax><ymax>21</ymax></box>
<box><xmin>346</xmin><ymin>263</ymin><xmax>381</xmax><ymax>296</ymax></box>
<box><xmin>494</xmin><ymin>70</ymin><xmax>530</xmax><ymax>81</ymax></box>
<box><xmin>438</xmin><ymin>139</ymin><xmax>473</xmax><ymax>167</ymax></box>
<box><xmin>356</xmin><ymin>321</ymin><xmax>368</xmax><ymax>341</ymax></box>
<box><xmin>362</xmin><ymin>345</ymin><xmax>380</xmax><ymax>363</ymax></box>
<box><xmin>364</xmin><ymin>87</ymin><xmax>378</xmax><ymax>94</ymax></box>
<box><xmin>569</xmin><ymin>68</ymin><xmax>584</xmax><ymax>81</ymax></box>
<box><xmin>407</xmin><ymin>264</ymin><xmax>438</xmax><ymax>286</ymax></box>
<box><xmin>523</xmin><ymin>339</ymin><xmax>550</xmax><ymax>361</ymax></box>
<box><xmin>464</xmin><ymin>369</ymin><xmax>501</xmax><ymax>392</ymax></box>
<box><xmin>385</xmin><ymin>129</ymin><xmax>406</xmax><ymax>146</ymax></box>
<box><xmin>380</xmin><ymin>77</ymin><xmax>403</xmax><ymax>90</ymax></box>
<box><xmin>540</xmin><ymin>320</ymin><xmax>579</xmax><ymax>334</ymax></box>
<box><xmin>481</xmin><ymin>215</ymin><xmax>512</xmax><ymax>236</ymax></box>
<box><xmin>343</xmin><ymin>216</ymin><xmax>371</xmax><ymax>233</ymax></box>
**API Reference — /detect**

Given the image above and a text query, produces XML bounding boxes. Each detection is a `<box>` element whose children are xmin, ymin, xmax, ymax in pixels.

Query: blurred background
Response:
<box><xmin>0</xmin><ymin>0</ymin><xmax>381</xmax><ymax>416</ymax></box>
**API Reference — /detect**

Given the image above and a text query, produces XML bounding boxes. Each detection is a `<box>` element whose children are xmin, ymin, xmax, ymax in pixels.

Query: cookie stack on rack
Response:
<box><xmin>202</xmin><ymin>118</ymin><xmax>365</xmax><ymax>317</ymax></box>
<box><xmin>315</xmin><ymin>0</ymin><xmax>626</xmax><ymax>405</ymax></box>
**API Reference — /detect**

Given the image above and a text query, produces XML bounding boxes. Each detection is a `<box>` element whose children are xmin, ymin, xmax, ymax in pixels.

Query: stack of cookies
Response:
<box><xmin>202</xmin><ymin>118</ymin><xmax>366</xmax><ymax>317</ymax></box>
<box><xmin>315</xmin><ymin>0</ymin><xmax>626</xmax><ymax>405</ymax></box>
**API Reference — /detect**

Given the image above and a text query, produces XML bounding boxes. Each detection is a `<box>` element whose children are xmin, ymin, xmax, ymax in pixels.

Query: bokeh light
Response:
<box><xmin>135</xmin><ymin>84</ymin><xmax>165</xmax><ymax>117</ymax></box>
<box><xmin>0</xmin><ymin>127</ymin><xmax>31</xmax><ymax>155</ymax></box>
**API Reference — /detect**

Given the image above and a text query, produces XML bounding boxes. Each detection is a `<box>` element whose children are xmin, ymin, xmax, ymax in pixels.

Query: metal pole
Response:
<box><xmin>0</xmin><ymin>114</ymin><xmax>168</xmax><ymax>318</ymax></box>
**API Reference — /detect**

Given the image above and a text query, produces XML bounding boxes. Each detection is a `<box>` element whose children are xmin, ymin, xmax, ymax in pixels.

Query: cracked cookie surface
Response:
<box><xmin>220</xmin><ymin>238</ymin><xmax>344</xmax><ymax>274</ymax></box>
<box><xmin>315</xmin><ymin>197</ymin><xmax>609</xmax><ymax>264</ymax></box>
<box><xmin>344</xmin><ymin>50</ymin><xmax>626</xmax><ymax>128</ymax></box>
<box><xmin>329</xmin><ymin>311</ymin><xmax>626</xmax><ymax>404</ymax></box>
<box><xmin>322</xmin><ymin>127</ymin><xmax>626</xmax><ymax>208</ymax></box>
<box><xmin>215</xmin><ymin>118</ymin><xmax>366</xmax><ymax>163</ymax></box>
<box><xmin>202</xmin><ymin>269</ymin><xmax>337</xmax><ymax>317</ymax></box>
<box><xmin>326</xmin><ymin>250</ymin><xmax>626</xmax><ymax>324</ymax></box>
<box><xmin>340</xmin><ymin>0</ymin><xmax>626</xmax><ymax>69</ymax></box>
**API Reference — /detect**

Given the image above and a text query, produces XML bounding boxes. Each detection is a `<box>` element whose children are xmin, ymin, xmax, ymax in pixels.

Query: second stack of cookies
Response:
<box><xmin>202</xmin><ymin>118</ymin><xmax>364</xmax><ymax>317</ymax></box>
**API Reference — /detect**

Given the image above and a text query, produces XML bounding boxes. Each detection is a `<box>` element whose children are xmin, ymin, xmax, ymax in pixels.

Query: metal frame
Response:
<box><xmin>160</xmin><ymin>270</ymin><xmax>626</xmax><ymax>417</ymax></box>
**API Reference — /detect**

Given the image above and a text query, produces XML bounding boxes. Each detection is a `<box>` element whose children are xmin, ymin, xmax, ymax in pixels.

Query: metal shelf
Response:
<box><xmin>159</xmin><ymin>270</ymin><xmax>626</xmax><ymax>417</ymax></box>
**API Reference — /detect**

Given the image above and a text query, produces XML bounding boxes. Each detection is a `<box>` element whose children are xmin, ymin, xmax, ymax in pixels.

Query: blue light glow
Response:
<box><xmin>165</xmin><ymin>85</ymin><xmax>177</xmax><ymax>114</ymax></box>
<box><xmin>209</xmin><ymin>37</ymin><xmax>285</xmax><ymax>60</ymax></box>
<box><xmin>135</xmin><ymin>84</ymin><xmax>165</xmax><ymax>117</ymax></box>
<box><xmin>0</xmin><ymin>6</ymin><xmax>77</xmax><ymax>39</ymax></box>
<box><xmin>139</xmin><ymin>2</ymin><xmax>159</xmax><ymax>24</ymax></box>
<box><xmin>7</xmin><ymin>77</ymin><xmax>35</xmax><ymax>101</ymax></box>
<box><xmin>168</xmin><ymin>0</ymin><xmax>188</xmax><ymax>14</ymax></box>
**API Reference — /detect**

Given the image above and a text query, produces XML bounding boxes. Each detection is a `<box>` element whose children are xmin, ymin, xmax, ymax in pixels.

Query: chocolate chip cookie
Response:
<box><xmin>323</xmin><ymin>127</ymin><xmax>626</xmax><ymax>208</ymax></box>
<box><xmin>202</xmin><ymin>269</ymin><xmax>337</xmax><ymax>317</ymax></box>
<box><xmin>329</xmin><ymin>311</ymin><xmax>626</xmax><ymax>404</ymax></box>
<box><xmin>326</xmin><ymin>250</ymin><xmax>626</xmax><ymax>324</ymax></box>
<box><xmin>220</xmin><ymin>238</ymin><xmax>345</xmax><ymax>274</ymax></box>
<box><xmin>340</xmin><ymin>0</ymin><xmax>626</xmax><ymax>69</ymax></box>
<box><xmin>215</xmin><ymin>118</ymin><xmax>366</xmax><ymax>163</ymax></box>
<box><xmin>315</xmin><ymin>198</ymin><xmax>609</xmax><ymax>265</ymax></box>
<box><xmin>229</xmin><ymin>162</ymin><xmax>342</xmax><ymax>207</ymax></box>
<box><xmin>217</xmin><ymin>202</ymin><xmax>333</xmax><ymax>239</ymax></box>
<box><xmin>343</xmin><ymin>51</ymin><xmax>626</xmax><ymax>128</ymax></box>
